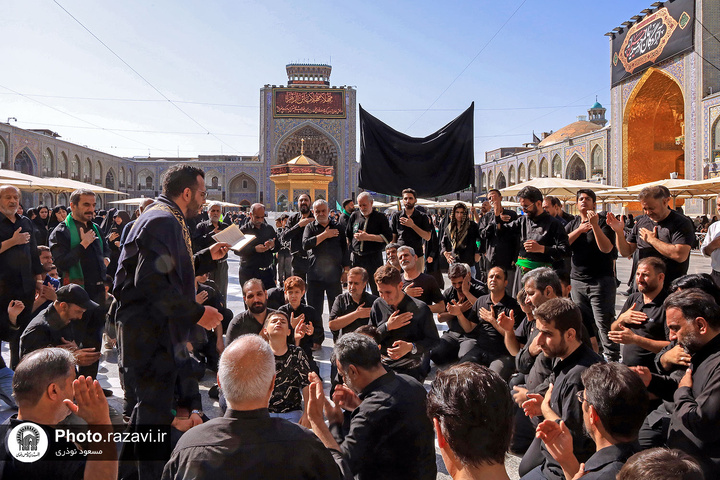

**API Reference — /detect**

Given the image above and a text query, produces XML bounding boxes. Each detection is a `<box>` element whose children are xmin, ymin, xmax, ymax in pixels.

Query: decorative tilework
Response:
<box><xmin>565</xmin><ymin>145</ymin><xmax>586</xmax><ymax>160</ymax></box>
<box><xmin>690</xmin><ymin>53</ymin><xmax>697</xmax><ymax>179</ymax></box>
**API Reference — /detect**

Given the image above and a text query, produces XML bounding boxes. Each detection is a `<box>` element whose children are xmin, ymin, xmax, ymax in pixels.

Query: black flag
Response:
<box><xmin>359</xmin><ymin>103</ymin><xmax>474</xmax><ymax>198</ymax></box>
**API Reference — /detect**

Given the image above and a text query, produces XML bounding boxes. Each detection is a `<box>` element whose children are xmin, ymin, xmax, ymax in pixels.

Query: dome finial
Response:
<box><xmin>301</xmin><ymin>138</ymin><xmax>305</xmax><ymax>155</ymax></box>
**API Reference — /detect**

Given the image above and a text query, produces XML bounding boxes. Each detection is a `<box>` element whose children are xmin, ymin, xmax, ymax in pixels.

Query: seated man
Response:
<box><xmin>384</xmin><ymin>242</ymin><xmax>401</xmax><ymax>271</ymax></box>
<box><xmin>427</xmin><ymin>363</ymin><xmax>514</xmax><ymax>480</ymax></box>
<box><xmin>306</xmin><ymin>333</ymin><xmax>436</xmax><ymax>480</ymax></box>
<box><xmin>226</xmin><ymin>279</ymin><xmax>275</xmax><ymax>345</ymax></box>
<box><xmin>398</xmin><ymin>246</ymin><xmax>445</xmax><ymax>314</ymax></box>
<box><xmin>431</xmin><ymin>263</ymin><xmax>486</xmax><ymax>366</ymax></box>
<box><xmin>458</xmin><ymin>266</ymin><xmax>523</xmax><ymax>381</ymax></box>
<box><xmin>536</xmin><ymin>362</ymin><xmax>648</xmax><ymax>479</ymax></box>
<box><xmin>609</xmin><ymin>257</ymin><xmax>669</xmax><ymax>372</ymax></box>
<box><xmin>0</xmin><ymin>348</ymin><xmax>116</xmax><ymax>479</ymax></box>
<box><xmin>163</xmin><ymin>335</ymin><xmax>346</xmax><ymax>479</ymax></box>
<box><xmin>328</xmin><ymin>267</ymin><xmax>378</xmax><ymax>340</ymax></box>
<box><xmin>20</xmin><ymin>285</ymin><xmax>101</xmax><ymax>369</ymax></box>
<box><xmin>519</xmin><ymin>298</ymin><xmax>603</xmax><ymax>480</ymax></box>
<box><xmin>369</xmin><ymin>264</ymin><xmax>439</xmax><ymax>381</ymax></box>
<box><xmin>617</xmin><ymin>448</ymin><xmax>704</xmax><ymax>480</ymax></box>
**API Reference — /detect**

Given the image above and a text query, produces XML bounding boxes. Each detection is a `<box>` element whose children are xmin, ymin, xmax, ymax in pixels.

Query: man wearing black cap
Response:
<box><xmin>19</xmin><ymin>284</ymin><xmax>101</xmax><ymax>367</ymax></box>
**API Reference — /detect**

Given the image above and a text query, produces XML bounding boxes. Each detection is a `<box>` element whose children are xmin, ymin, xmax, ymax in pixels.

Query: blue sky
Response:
<box><xmin>0</xmin><ymin>0</ymin><xmax>654</xmax><ymax>161</ymax></box>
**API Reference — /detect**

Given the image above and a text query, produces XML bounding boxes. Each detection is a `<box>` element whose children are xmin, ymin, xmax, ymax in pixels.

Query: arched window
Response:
<box><xmin>119</xmin><ymin>167</ymin><xmax>125</xmax><ymax>188</ymax></box>
<box><xmin>72</xmin><ymin>155</ymin><xmax>80</xmax><ymax>180</ymax></box>
<box><xmin>43</xmin><ymin>148</ymin><xmax>54</xmax><ymax>176</ymax></box>
<box><xmin>714</xmin><ymin>118</ymin><xmax>720</xmax><ymax>163</ymax></box>
<box><xmin>539</xmin><ymin>158</ymin><xmax>548</xmax><ymax>178</ymax></box>
<box><xmin>145</xmin><ymin>176</ymin><xmax>153</xmax><ymax>189</ymax></box>
<box><xmin>95</xmin><ymin>161</ymin><xmax>102</xmax><ymax>184</ymax></box>
<box><xmin>496</xmin><ymin>172</ymin><xmax>507</xmax><ymax>190</ymax></box>
<box><xmin>105</xmin><ymin>170</ymin><xmax>115</xmax><ymax>190</ymax></box>
<box><xmin>529</xmin><ymin>161</ymin><xmax>537</xmax><ymax>179</ymax></box>
<box><xmin>212</xmin><ymin>176</ymin><xmax>219</xmax><ymax>188</ymax></box>
<box><xmin>509</xmin><ymin>165</ymin><xmax>516</xmax><ymax>186</ymax></box>
<box><xmin>552</xmin><ymin>155</ymin><xmax>562</xmax><ymax>178</ymax></box>
<box><xmin>58</xmin><ymin>152</ymin><xmax>68</xmax><ymax>178</ymax></box>
<box><xmin>15</xmin><ymin>150</ymin><xmax>33</xmax><ymax>175</ymax></box>
<box><xmin>591</xmin><ymin>146</ymin><xmax>603</xmax><ymax>177</ymax></box>
<box><xmin>0</xmin><ymin>137</ymin><xmax>7</xmax><ymax>169</ymax></box>
<box><xmin>488</xmin><ymin>171</ymin><xmax>494</xmax><ymax>189</ymax></box>
<box><xmin>481</xmin><ymin>173</ymin><xmax>486</xmax><ymax>192</ymax></box>
<box><xmin>519</xmin><ymin>164</ymin><xmax>526</xmax><ymax>182</ymax></box>
<box><xmin>85</xmin><ymin>158</ymin><xmax>92</xmax><ymax>183</ymax></box>
<box><xmin>127</xmin><ymin>168</ymin><xmax>133</xmax><ymax>187</ymax></box>
<box><xmin>242</xmin><ymin>179</ymin><xmax>248</xmax><ymax>189</ymax></box>
<box><xmin>566</xmin><ymin>155</ymin><xmax>587</xmax><ymax>180</ymax></box>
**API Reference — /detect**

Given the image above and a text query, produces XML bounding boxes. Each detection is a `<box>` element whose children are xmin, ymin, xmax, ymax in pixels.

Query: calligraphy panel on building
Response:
<box><xmin>611</xmin><ymin>0</ymin><xmax>694</xmax><ymax>86</ymax></box>
<box><xmin>273</xmin><ymin>88</ymin><xmax>346</xmax><ymax>119</ymax></box>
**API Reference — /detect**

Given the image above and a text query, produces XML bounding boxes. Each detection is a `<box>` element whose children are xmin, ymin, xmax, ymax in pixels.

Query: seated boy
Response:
<box><xmin>278</xmin><ymin>276</ymin><xmax>323</xmax><ymax>374</ymax></box>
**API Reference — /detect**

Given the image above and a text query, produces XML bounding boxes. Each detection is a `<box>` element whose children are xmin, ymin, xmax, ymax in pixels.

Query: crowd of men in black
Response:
<box><xmin>0</xmin><ymin>167</ymin><xmax>717</xmax><ymax>480</ymax></box>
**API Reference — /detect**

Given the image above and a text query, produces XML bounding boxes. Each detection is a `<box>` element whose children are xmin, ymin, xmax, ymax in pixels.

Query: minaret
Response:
<box><xmin>588</xmin><ymin>97</ymin><xmax>607</xmax><ymax>127</ymax></box>
<box><xmin>286</xmin><ymin>63</ymin><xmax>332</xmax><ymax>86</ymax></box>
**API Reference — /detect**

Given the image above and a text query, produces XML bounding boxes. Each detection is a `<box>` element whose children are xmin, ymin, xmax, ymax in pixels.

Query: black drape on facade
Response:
<box><xmin>359</xmin><ymin>103</ymin><xmax>474</xmax><ymax>198</ymax></box>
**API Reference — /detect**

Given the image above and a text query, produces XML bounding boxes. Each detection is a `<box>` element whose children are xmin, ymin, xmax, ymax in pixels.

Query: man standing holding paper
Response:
<box><xmin>237</xmin><ymin>203</ymin><xmax>278</xmax><ymax>290</ymax></box>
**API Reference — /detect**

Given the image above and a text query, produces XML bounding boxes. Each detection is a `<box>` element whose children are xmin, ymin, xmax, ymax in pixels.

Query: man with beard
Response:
<box><xmin>391</xmin><ymin>188</ymin><xmax>432</xmax><ymax>269</ymax></box>
<box><xmin>519</xmin><ymin>298</ymin><xmax>603</xmax><ymax>480</ymax></box>
<box><xmin>0</xmin><ymin>185</ymin><xmax>43</xmax><ymax>369</ymax></box>
<box><xmin>495</xmin><ymin>186</ymin><xmax>570</xmax><ymax>295</ymax></box>
<box><xmin>385</xmin><ymin>243</ymin><xmax>401</xmax><ymax>271</ymax></box>
<box><xmin>346</xmin><ymin>192</ymin><xmax>392</xmax><ymax>295</ymax></box>
<box><xmin>338</xmin><ymin>198</ymin><xmax>354</xmax><ymax>234</ymax></box>
<box><xmin>398</xmin><ymin>246</ymin><xmax>445</xmax><ymax>314</ymax></box>
<box><xmin>607</xmin><ymin>185</ymin><xmax>695</xmax><ymax>289</ymax></box>
<box><xmin>536</xmin><ymin>363</ymin><xmax>648</xmax><ymax>480</ymax></box>
<box><xmin>478</xmin><ymin>189</ymin><xmax>519</xmax><ymax>288</ymax></box>
<box><xmin>282</xmin><ymin>194</ymin><xmax>313</xmax><ymax>281</ymax></box>
<box><xmin>237</xmin><ymin>203</ymin><xmax>277</xmax><ymax>290</ymax></box>
<box><xmin>226</xmin><ymin>279</ymin><xmax>275</xmax><ymax>344</ymax></box>
<box><xmin>194</xmin><ymin>202</ymin><xmax>230</xmax><ymax>301</ymax></box>
<box><xmin>609</xmin><ymin>257</ymin><xmax>669</xmax><ymax>372</ymax></box>
<box><xmin>113</xmin><ymin>164</ymin><xmax>227</xmax><ymax>478</ymax></box>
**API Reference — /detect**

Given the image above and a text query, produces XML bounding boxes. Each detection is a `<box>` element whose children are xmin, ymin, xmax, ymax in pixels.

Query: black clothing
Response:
<box><xmin>162</xmin><ymin>408</ymin><xmax>345</xmax><ymax>480</ymax></box>
<box><xmin>370</xmin><ymin>294</ymin><xmax>439</xmax><ymax>375</ymax></box>
<box><xmin>238</xmin><ymin>221</ymin><xmax>277</xmax><ymax>271</ymax></box>
<box><xmin>270</xmin><ymin>345</ymin><xmax>311</xmax><ymax>414</ymax></box>
<box><xmin>619</xmin><ymin>291</ymin><xmax>668</xmax><ymax>371</ymax></box>
<box><xmin>225</xmin><ymin>309</ymin><xmax>275</xmax><ymax>346</ymax></box>
<box><xmin>391</xmin><ymin>209</ymin><xmax>432</xmax><ymax>257</ymax></box>
<box><xmin>278</xmin><ymin>303</ymin><xmax>324</xmax><ymax>347</ymax></box>
<box><xmin>537</xmin><ymin>344</ymin><xmax>604</xmax><ymax>480</ymax></box>
<box><xmin>577</xmin><ymin>443</ymin><xmax>637</xmax><ymax>480</ymax></box>
<box><xmin>440</xmin><ymin>220</ymin><xmax>480</xmax><ymax>265</ymax></box>
<box><xmin>19</xmin><ymin>304</ymin><xmax>74</xmax><ymax>359</ymax></box>
<box><xmin>401</xmin><ymin>273</ymin><xmax>442</xmax><ymax>307</ymax></box>
<box><xmin>478</xmin><ymin>208</ymin><xmax>520</xmax><ymax>269</ymax></box>
<box><xmin>440</xmin><ymin>280</ymin><xmax>487</xmax><ymax>335</ymax></box>
<box><xmin>565</xmin><ymin>214</ymin><xmax>617</xmax><ymax>281</ymax></box>
<box><xmin>467</xmin><ymin>293</ymin><xmax>523</xmax><ymax>358</ymax></box>
<box><xmin>497</xmin><ymin>211</ymin><xmax>570</xmax><ymax>265</ymax></box>
<box><xmin>329</xmin><ymin>291</ymin><xmax>378</xmax><ymax>338</ymax></box>
<box><xmin>193</xmin><ymin>219</ymin><xmax>229</xmax><ymax>252</ymax></box>
<box><xmin>266</xmin><ymin>287</ymin><xmax>288</xmax><ymax>310</ymax></box>
<box><xmin>667</xmin><ymin>332</ymin><xmax>720</xmax><ymax>479</ymax></box>
<box><xmin>0</xmin><ymin>212</ymin><xmax>43</xmax><ymax>366</ymax></box>
<box><xmin>49</xmin><ymin>217</ymin><xmax>109</xmax><ymax>301</ymax></box>
<box><xmin>281</xmin><ymin>212</ymin><xmax>313</xmax><ymax>278</ymax></box>
<box><xmin>303</xmin><ymin>219</ymin><xmax>349</xmax><ymax>282</ymax></box>
<box><xmin>32</xmin><ymin>216</ymin><xmax>49</xmax><ymax>246</ymax></box>
<box><xmin>346</xmin><ymin>209</ymin><xmax>392</xmax><ymax>257</ymax></box>
<box><xmin>329</xmin><ymin>371</ymin><xmax>436</xmax><ymax>480</ymax></box>
<box><xmin>626</xmin><ymin>210</ymin><xmax>695</xmax><ymax>287</ymax></box>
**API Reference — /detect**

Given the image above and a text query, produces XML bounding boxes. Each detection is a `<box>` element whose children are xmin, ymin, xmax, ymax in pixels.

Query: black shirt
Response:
<box><xmin>441</xmin><ymin>280</ymin><xmax>488</xmax><ymax>335</ymax></box>
<box><xmin>281</xmin><ymin>212</ymin><xmax>313</xmax><ymax>256</ymax></box>
<box><xmin>0</xmin><ymin>212</ymin><xmax>43</xmax><ymax>299</ymax></box>
<box><xmin>540</xmin><ymin>344</ymin><xmax>604</xmax><ymax>480</ymax></box>
<box><xmin>565</xmin><ymin>214</ymin><xmax>617</xmax><ymax>281</ymax></box>
<box><xmin>329</xmin><ymin>371</ymin><xmax>436</xmax><ymax>480</ymax></box>
<box><xmin>626</xmin><ymin>210</ymin><xmax>695</xmax><ymax>286</ymax></box>
<box><xmin>619</xmin><ymin>291</ymin><xmax>668</xmax><ymax>371</ymax></box>
<box><xmin>498</xmin><ymin>211</ymin><xmax>570</xmax><ymax>265</ymax></box>
<box><xmin>370</xmin><ymin>294</ymin><xmax>439</xmax><ymax>371</ymax></box>
<box><xmin>578</xmin><ymin>443</ymin><xmax>637</xmax><ymax>480</ymax></box>
<box><xmin>668</xmin><ymin>332</ymin><xmax>720</xmax><ymax>479</ymax></box>
<box><xmin>238</xmin><ymin>222</ymin><xmax>278</xmax><ymax>271</ymax></box>
<box><xmin>346</xmin><ymin>210</ymin><xmax>392</xmax><ymax>256</ymax></box>
<box><xmin>329</xmin><ymin>291</ymin><xmax>378</xmax><ymax>338</ymax></box>
<box><xmin>440</xmin><ymin>221</ymin><xmax>481</xmax><ymax>265</ymax></box>
<box><xmin>467</xmin><ymin>293</ymin><xmax>524</xmax><ymax>357</ymax></box>
<box><xmin>278</xmin><ymin>303</ymin><xmax>324</xmax><ymax>347</ymax></box>
<box><xmin>302</xmin><ymin>219</ymin><xmax>349</xmax><ymax>283</ymax></box>
<box><xmin>391</xmin><ymin>209</ymin><xmax>432</xmax><ymax>258</ymax></box>
<box><xmin>401</xmin><ymin>273</ymin><xmax>443</xmax><ymax>307</ymax></box>
<box><xmin>162</xmin><ymin>408</ymin><xmax>345</xmax><ymax>480</ymax></box>
<box><xmin>19</xmin><ymin>304</ymin><xmax>75</xmax><ymax>359</ymax></box>
<box><xmin>269</xmin><ymin>345</ymin><xmax>311</xmax><ymax>413</ymax></box>
<box><xmin>225</xmin><ymin>309</ymin><xmax>275</xmax><ymax>346</ymax></box>
<box><xmin>479</xmin><ymin>209</ymin><xmax>520</xmax><ymax>268</ymax></box>
<box><xmin>192</xmin><ymin>219</ymin><xmax>229</xmax><ymax>253</ymax></box>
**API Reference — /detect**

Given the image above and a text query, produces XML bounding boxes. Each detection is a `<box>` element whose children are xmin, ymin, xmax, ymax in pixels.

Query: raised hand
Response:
<box><xmin>63</xmin><ymin>375</ymin><xmax>110</xmax><ymax>425</ymax></box>
<box><xmin>10</xmin><ymin>227</ymin><xmax>30</xmax><ymax>247</ymax></box>
<box><xmin>387</xmin><ymin>310</ymin><xmax>412</xmax><ymax>330</ymax></box>
<box><xmin>605</xmin><ymin>212</ymin><xmax>624</xmax><ymax>232</ymax></box>
<box><xmin>7</xmin><ymin>300</ymin><xmax>25</xmax><ymax>325</ymax></box>
<box><xmin>404</xmin><ymin>282</ymin><xmax>423</xmax><ymax>298</ymax></box>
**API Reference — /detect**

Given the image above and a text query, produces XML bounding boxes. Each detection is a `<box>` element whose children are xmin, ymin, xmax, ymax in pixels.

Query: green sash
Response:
<box><xmin>515</xmin><ymin>256</ymin><xmax>551</xmax><ymax>273</ymax></box>
<box><xmin>63</xmin><ymin>214</ymin><xmax>103</xmax><ymax>287</ymax></box>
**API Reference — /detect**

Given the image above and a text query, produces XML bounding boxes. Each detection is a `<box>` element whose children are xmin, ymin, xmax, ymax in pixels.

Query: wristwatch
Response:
<box><xmin>410</xmin><ymin>343</ymin><xmax>417</xmax><ymax>355</ymax></box>
<box><xmin>191</xmin><ymin>409</ymin><xmax>203</xmax><ymax>417</ymax></box>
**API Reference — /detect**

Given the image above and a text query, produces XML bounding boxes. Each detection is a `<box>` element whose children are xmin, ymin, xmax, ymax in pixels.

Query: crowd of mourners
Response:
<box><xmin>0</xmin><ymin>166</ymin><xmax>719</xmax><ymax>480</ymax></box>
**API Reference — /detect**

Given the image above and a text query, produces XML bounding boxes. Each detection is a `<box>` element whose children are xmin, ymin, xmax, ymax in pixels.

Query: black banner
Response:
<box><xmin>359</xmin><ymin>104</ymin><xmax>474</xmax><ymax>198</ymax></box>
<box><xmin>611</xmin><ymin>0</ymin><xmax>694</xmax><ymax>86</ymax></box>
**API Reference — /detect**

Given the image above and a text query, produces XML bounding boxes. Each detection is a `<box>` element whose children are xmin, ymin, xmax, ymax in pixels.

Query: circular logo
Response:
<box><xmin>7</xmin><ymin>422</ymin><xmax>49</xmax><ymax>463</ymax></box>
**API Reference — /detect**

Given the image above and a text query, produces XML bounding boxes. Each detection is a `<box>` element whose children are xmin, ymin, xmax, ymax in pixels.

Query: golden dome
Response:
<box><xmin>537</xmin><ymin>120</ymin><xmax>602</xmax><ymax>147</ymax></box>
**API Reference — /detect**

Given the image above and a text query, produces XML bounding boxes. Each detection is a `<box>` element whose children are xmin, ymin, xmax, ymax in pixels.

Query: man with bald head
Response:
<box><xmin>346</xmin><ymin>191</ymin><xmax>392</xmax><ymax>295</ymax></box>
<box><xmin>162</xmin><ymin>334</ymin><xmax>346</xmax><ymax>479</ymax></box>
<box><xmin>194</xmin><ymin>202</ymin><xmax>231</xmax><ymax>300</ymax></box>
<box><xmin>0</xmin><ymin>185</ymin><xmax>44</xmax><ymax>368</ymax></box>
<box><xmin>238</xmin><ymin>203</ymin><xmax>278</xmax><ymax>290</ymax></box>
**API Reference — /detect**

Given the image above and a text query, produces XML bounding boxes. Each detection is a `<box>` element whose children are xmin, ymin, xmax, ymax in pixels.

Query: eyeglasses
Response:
<box><xmin>576</xmin><ymin>390</ymin><xmax>587</xmax><ymax>405</ymax></box>
<box><xmin>196</xmin><ymin>189</ymin><xmax>208</xmax><ymax>199</ymax></box>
